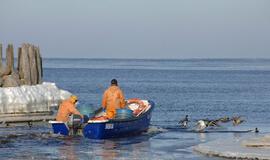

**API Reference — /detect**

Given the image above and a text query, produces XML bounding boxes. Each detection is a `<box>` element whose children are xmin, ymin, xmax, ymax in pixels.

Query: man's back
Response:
<box><xmin>56</xmin><ymin>99</ymin><xmax>82</xmax><ymax>122</ymax></box>
<box><xmin>102</xmin><ymin>86</ymin><xmax>125</xmax><ymax>110</ymax></box>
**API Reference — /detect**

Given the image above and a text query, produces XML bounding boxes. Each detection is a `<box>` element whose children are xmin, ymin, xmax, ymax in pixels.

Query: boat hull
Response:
<box><xmin>83</xmin><ymin>100</ymin><xmax>154</xmax><ymax>139</ymax></box>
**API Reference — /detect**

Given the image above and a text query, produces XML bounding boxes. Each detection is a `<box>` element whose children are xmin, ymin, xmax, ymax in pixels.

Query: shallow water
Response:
<box><xmin>1</xmin><ymin>58</ymin><xmax>270</xmax><ymax>159</ymax></box>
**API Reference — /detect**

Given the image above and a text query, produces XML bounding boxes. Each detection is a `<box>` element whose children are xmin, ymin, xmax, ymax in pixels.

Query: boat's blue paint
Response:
<box><xmin>82</xmin><ymin>123</ymin><xmax>106</xmax><ymax>139</ymax></box>
<box><xmin>83</xmin><ymin>100</ymin><xmax>154</xmax><ymax>139</ymax></box>
<box><xmin>51</xmin><ymin>123</ymin><xmax>69</xmax><ymax>136</ymax></box>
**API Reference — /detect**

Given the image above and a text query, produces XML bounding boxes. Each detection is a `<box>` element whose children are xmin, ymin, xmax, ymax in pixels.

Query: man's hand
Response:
<box><xmin>83</xmin><ymin>115</ymin><xmax>89</xmax><ymax>123</ymax></box>
<box><xmin>81</xmin><ymin>117</ymin><xmax>84</xmax><ymax>124</ymax></box>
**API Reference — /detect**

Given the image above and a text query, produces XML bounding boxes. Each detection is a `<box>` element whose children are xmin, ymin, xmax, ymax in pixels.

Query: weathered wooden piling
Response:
<box><xmin>20</xmin><ymin>44</ymin><xmax>31</xmax><ymax>85</ymax></box>
<box><xmin>29</xmin><ymin>45</ymin><xmax>38</xmax><ymax>85</ymax></box>
<box><xmin>17</xmin><ymin>47</ymin><xmax>21</xmax><ymax>72</ymax></box>
<box><xmin>0</xmin><ymin>44</ymin><xmax>2</xmax><ymax>67</ymax></box>
<box><xmin>35</xmin><ymin>46</ymin><xmax>43</xmax><ymax>84</ymax></box>
<box><xmin>6</xmin><ymin>44</ymin><xmax>14</xmax><ymax>73</ymax></box>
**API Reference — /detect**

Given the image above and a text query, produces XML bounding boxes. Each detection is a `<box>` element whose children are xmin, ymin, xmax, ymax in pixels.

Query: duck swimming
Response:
<box><xmin>248</xmin><ymin>128</ymin><xmax>259</xmax><ymax>133</ymax></box>
<box><xmin>179</xmin><ymin>115</ymin><xmax>189</xmax><ymax>127</ymax></box>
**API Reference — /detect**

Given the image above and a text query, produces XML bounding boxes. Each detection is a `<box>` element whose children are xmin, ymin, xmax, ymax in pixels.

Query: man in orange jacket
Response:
<box><xmin>56</xmin><ymin>95</ymin><xmax>84</xmax><ymax>122</ymax></box>
<box><xmin>102</xmin><ymin>79</ymin><xmax>125</xmax><ymax>119</ymax></box>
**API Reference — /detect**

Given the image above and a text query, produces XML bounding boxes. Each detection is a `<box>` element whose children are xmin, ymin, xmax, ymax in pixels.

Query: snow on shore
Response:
<box><xmin>0</xmin><ymin>82</ymin><xmax>71</xmax><ymax>114</ymax></box>
<box><xmin>193</xmin><ymin>134</ymin><xmax>270</xmax><ymax>159</ymax></box>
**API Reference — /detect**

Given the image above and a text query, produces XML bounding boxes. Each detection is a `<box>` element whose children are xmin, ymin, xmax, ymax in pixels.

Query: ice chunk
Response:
<box><xmin>193</xmin><ymin>135</ymin><xmax>270</xmax><ymax>159</ymax></box>
<box><xmin>0</xmin><ymin>82</ymin><xmax>71</xmax><ymax>114</ymax></box>
<box><xmin>242</xmin><ymin>134</ymin><xmax>270</xmax><ymax>147</ymax></box>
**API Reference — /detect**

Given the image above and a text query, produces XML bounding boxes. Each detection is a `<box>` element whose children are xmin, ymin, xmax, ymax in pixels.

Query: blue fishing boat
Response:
<box><xmin>49</xmin><ymin>99</ymin><xmax>154</xmax><ymax>139</ymax></box>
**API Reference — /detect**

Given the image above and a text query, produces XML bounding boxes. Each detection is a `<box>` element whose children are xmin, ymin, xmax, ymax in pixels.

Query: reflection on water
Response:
<box><xmin>45</xmin><ymin>133</ymin><xmax>154</xmax><ymax>159</ymax></box>
<box><xmin>198</xmin><ymin>133</ymin><xmax>206</xmax><ymax>142</ymax></box>
<box><xmin>102</xmin><ymin>140</ymin><xmax>118</xmax><ymax>159</ymax></box>
<box><xmin>59</xmin><ymin>145</ymin><xmax>77</xmax><ymax>159</ymax></box>
<box><xmin>58</xmin><ymin>138</ymin><xmax>79</xmax><ymax>159</ymax></box>
<box><xmin>98</xmin><ymin>136</ymin><xmax>152</xmax><ymax>159</ymax></box>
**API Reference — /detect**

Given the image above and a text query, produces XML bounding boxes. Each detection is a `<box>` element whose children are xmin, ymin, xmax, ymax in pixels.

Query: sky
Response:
<box><xmin>0</xmin><ymin>0</ymin><xmax>270</xmax><ymax>59</ymax></box>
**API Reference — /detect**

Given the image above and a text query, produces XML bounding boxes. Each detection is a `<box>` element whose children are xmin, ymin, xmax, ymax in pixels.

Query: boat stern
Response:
<box><xmin>49</xmin><ymin>121</ymin><xmax>69</xmax><ymax>136</ymax></box>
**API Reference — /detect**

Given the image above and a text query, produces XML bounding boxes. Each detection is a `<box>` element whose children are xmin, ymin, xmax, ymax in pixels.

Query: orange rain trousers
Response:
<box><xmin>102</xmin><ymin>86</ymin><xmax>125</xmax><ymax>119</ymax></box>
<box><xmin>56</xmin><ymin>99</ymin><xmax>83</xmax><ymax>122</ymax></box>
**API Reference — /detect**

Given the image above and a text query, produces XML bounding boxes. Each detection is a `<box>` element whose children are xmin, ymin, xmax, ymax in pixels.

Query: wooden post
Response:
<box><xmin>17</xmin><ymin>47</ymin><xmax>22</xmax><ymax>72</ymax></box>
<box><xmin>35</xmin><ymin>46</ymin><xmax>43</xmax><ymax>84</ymax></box>
<box><xmin>6</xmin><ymin>44</ymin><xmax>14</xmax><ymax>73</ymax></box>
<box><xmin>20</xmin><ymin>44</ymin><xmax>31</xmax><ymax>85</ymax></box>
<box><xmin>0</xmin><ymin>44</ymin><xmax>2</xmax><ymax>67</ymax></box>
<box><xmin>29</xmin><ymin>45</ymin><xmax>37</xmax><ymax>85</ymax></box>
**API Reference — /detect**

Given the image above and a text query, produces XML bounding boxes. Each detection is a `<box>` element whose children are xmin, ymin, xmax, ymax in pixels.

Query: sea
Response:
<box><xmin>1</xmin><ymin>58</ymin><xmax>270</xmax><ymax>160</ymax></box>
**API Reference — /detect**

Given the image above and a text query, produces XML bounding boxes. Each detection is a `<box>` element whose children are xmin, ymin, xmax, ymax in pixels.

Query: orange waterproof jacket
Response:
<box><xmin>102</xmin><ymin>86</ymin><xmax>125</xmax><ymax>111</ymax></box>
<box><xmin>56</xmin><ymin>99</ymin><xmax>83</xmax><ymax>122</ymax></box>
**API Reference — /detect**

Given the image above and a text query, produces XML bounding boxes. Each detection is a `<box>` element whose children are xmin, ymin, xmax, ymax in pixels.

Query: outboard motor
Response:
<box><xmin>67</xmin><ymin>114</ymin><xmax>82</xmax><ymax>135</ymax></box>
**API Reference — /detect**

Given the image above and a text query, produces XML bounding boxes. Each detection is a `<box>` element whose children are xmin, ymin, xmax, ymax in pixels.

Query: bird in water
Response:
<box><xmin>196</xmin><ymin>120</ymin><xmax>207</xmax><ymax>131</ymax></box>
<box><xmin>217</xmin><ymin>117</ymin><xmax>232</xmax><ymax>123</ymax></box>
<box><xmin>209</xmin><ymin>117</ymin><xmax>234</xmax><ymax>127</ymax></box>
<box><xmin>204</xmin><ymin>118</ymin><xmax>221</xmax><ymax>127</ymax></box>
<box><xmin>179</xmin><ymin>115</ymin><xmax>189</xmax><ymax>127</ymax></box>
<box><xmin>248</xmin><ymin>128</ymin><xmax>259</xmax><ymax>133</ymax></box>
<box><xmin>232</xmin><ymin>116</ymin><xmax>246</xmax><ymax>127</ymax></box>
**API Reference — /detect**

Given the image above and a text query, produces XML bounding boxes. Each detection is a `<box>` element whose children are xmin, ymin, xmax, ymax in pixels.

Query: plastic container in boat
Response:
<box><xmin>77</xmin><ymin>105</ymin><xmax>94</xmax><ymax>118</ymax></box>
<box><xmin>115</xmin><ymin>109</ymin><xmax>133</xmax><ymax>119</ymax></box>
<box><xmin>88</xmin><ymin>113</ymin><xmax>95</xmax><ymax>118</ymax></box>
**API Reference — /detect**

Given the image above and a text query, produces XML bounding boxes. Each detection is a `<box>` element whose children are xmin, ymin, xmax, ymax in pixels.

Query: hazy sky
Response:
<box><xmin>1</xmin><ymin>0</ymin><xmax>270</xmax><ymax>59</ymax></box>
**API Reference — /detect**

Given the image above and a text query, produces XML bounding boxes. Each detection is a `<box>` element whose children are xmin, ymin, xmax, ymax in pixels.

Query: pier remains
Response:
<box><xmin>0</xmin><ymin>44</ymin><xmax>42</xmax><ymax>87</ymax></box>
<box><xmin>0</xmin><ymin>44</ymin><xmax>70</xmax><ymax>126</ymax></box>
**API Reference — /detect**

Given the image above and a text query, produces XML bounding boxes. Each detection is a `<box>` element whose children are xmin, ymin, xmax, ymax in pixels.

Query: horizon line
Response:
<box><xmin>2</xmin><ymin>57</ymin><xmax>270</xmax><ymax>60</ymax></box>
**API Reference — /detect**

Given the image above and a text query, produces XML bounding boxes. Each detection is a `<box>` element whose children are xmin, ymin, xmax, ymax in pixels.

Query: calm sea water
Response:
<box><xmin>1</xmin><ymin>58</ymin><xmax>270</xmax><ymax>160</ymax></box>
